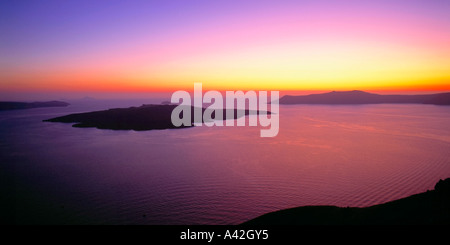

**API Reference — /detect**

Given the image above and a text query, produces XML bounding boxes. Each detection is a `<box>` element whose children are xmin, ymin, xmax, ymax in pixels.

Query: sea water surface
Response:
<box><xmin>1</xmin><ymin>100</ymin><xmax>449</xmax><ymax>224</ymax></box>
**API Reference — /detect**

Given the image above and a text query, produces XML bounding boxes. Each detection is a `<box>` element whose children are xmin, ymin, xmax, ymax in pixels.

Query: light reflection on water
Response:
<box><xmin>1</xmin><ymin>101</ymin><xmax>449</xmax><ymax>224</ymax></box>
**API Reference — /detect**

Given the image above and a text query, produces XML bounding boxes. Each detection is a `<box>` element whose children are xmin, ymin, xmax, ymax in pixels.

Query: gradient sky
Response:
<box><xmin>1</xmin><ymin>0</ymin><xmax>450</xmax><ymax>99</ymax></box>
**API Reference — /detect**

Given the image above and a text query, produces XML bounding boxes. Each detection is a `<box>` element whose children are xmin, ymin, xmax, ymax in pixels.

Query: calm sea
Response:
<box><xmin>1</xmin><ymin>99</ymin><xmax>449</xmax><ymax>224</ymax></box>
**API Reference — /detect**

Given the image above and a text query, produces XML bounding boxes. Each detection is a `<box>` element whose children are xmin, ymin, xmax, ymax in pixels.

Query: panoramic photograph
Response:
<box><xmin>1</xmin><ymin>0</ymin><xmax>449</xmax><ymax>240</ymax></box>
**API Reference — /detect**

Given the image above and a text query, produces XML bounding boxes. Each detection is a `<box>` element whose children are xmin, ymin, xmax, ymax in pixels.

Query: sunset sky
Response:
<box><xmin>1</xmin><ymin>0</ymin><xmax>450</xmax><ymax>99</ymax></box>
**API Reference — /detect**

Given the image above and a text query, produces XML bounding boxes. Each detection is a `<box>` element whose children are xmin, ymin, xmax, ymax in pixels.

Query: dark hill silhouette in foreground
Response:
<box><xmin>0</xmin><ymin>101</ymin><xmax>69</xmax><ymax>110</ymax></box>
<box><xmin>44</xmin><ymin>104</ymin><xmax>268</xmax><ymax>131</ymax></box>
<box><xmin>242</xmin><ymin>178</ymin><xmax>450</xmax><ymax>225</ymax></box>
<box><xmin>279</xmin><ymin>91</ymin><xmax>450</xmax><ymax>105</ymax></box>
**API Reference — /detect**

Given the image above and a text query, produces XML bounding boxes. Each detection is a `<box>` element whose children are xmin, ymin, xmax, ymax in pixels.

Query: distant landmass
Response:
<box><xmin>0</xmin><ymin>101</ymin><xmax>70</xmax><ymax>111</ymax></box>
<box><xmin>279</xmin><ymin>90</ymin><xmax>450</xmax><ymax>105</ymax></box>
<box><xmin>44</xmin><ymin>104</ymin><xmax>268</xmax><ymax>131</ymax></box>
<box><xmin>242</xmin><ymin>178</ymin><xmax>450</xmax><ymax>225</ymax></box>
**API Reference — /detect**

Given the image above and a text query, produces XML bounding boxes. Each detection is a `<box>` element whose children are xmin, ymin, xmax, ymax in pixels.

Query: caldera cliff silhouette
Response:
<box><xmin>242</xmin><ymin>178</ymin><xmax>450</xmax><ymax>225</ymax></box>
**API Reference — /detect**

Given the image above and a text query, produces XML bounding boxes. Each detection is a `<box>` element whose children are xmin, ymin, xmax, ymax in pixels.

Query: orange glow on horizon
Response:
<box><xmin>2</xmin><ymin>1</ymin><xmax>450</xmax><ymax>97</ymax></box>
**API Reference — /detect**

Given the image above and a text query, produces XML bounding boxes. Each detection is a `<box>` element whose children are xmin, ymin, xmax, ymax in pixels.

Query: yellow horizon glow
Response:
<box><xmin>2</xmin><ymin>3</ymin><xmax>450</xmax><ymax>95</ymax></box>
<box><xmin>5</xmin><ymin>39</ymin><xmax>448</xmax><ymax>93</ymax></box>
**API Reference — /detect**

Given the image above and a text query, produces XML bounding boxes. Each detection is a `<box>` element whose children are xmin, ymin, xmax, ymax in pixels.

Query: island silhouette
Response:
<box><xmin>0</xmin><ymin>101</ymin><xmax>69</xmax><ymax>110</ymax></box>
<box><xmin>279</xmin><ymin>91</ymin><xmax>450</xmax><ymax>105</ymax></box>
<box><xmin>242</xmin><ymin>178</ymin><xmax>450</xmax><ymax>225</ymax></box>
<box><xmin>44</xmin><ymin>104</ymin><xmax>269</xmax><ymax>131</ymax></box>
